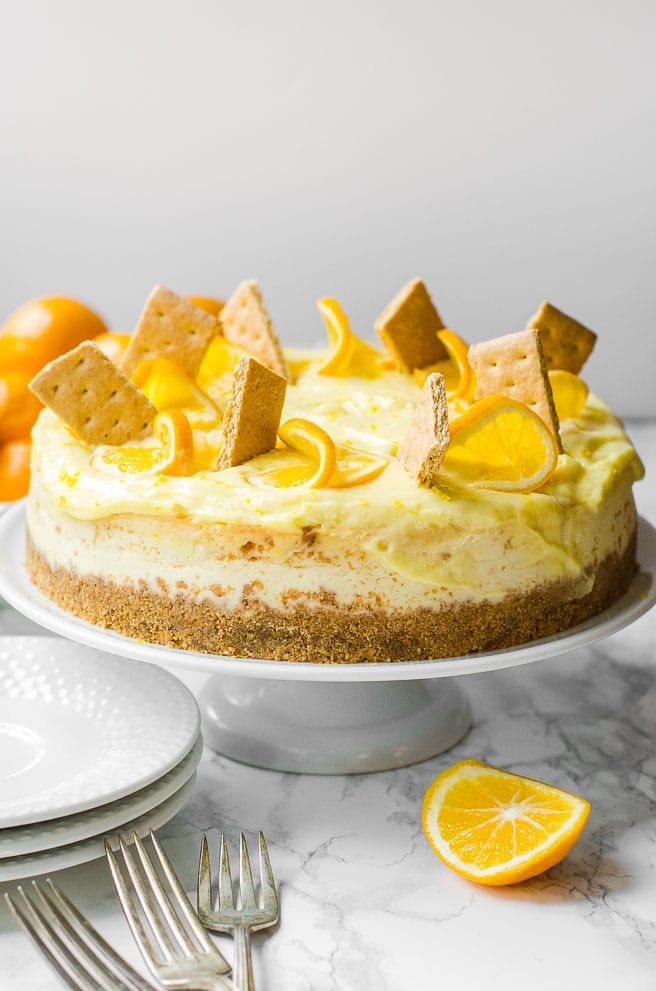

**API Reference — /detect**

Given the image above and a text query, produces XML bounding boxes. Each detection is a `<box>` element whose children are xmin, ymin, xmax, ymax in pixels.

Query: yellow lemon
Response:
<box><xmin>422</xmin><ymin>759</ymin><xmax>590</xmax><ymax>886</ymax></box>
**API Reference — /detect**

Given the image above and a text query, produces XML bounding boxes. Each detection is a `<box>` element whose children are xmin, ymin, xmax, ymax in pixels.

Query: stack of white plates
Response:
<box><xmin>0</xmin><ymin>636</ymin><xmax>202</xmax><ymax>882</ymax></box>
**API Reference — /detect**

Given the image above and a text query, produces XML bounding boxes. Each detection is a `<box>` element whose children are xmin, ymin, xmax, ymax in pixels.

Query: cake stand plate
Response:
<box><xmin>1</xmin><ymin>504</ymin><xmax>654</xmax><ymax>774</ymax></box>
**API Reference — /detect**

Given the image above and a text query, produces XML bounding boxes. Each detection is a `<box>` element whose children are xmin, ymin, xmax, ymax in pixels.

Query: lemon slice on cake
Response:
<box><xmin>316</xmin><ymin>298</ymin><xmax>385</xmax><ymax>377</ymax></box>
<box><xmin>132</xmin><ymin>357</ymin><xmax>221</xmax><ymax>429</ymax></box>
<box><xmin>442</xmin><ymin>395</ymin><xmax>559</xmax><ymax>492</ymax></box>
<box><xmin>548</xmin><ymin>369</ymin><xmax>589</xmax><ymax>420</ymax></box>
<box><xmin>414</xmin><ymin>328</ymin><xmax>473</xmax><ymax>400</ymax></box>
<box><xmin>92</xmin><ymin>410</ymin><xmax>195</xmax><ymax>477</ymax></box>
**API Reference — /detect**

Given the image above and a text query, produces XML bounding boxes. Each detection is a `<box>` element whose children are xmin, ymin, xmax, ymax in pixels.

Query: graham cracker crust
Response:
<box><xmin>25</xmin><ymin>528</ymin><xmax>637</xmax><ymax>663</ymax></box>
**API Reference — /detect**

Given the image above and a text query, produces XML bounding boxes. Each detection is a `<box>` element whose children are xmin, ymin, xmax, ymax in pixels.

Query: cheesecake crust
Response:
<box><xmin>25</xmin><ymin>527</ymin><xmax>637</xmax><ymax>663</ymax></box>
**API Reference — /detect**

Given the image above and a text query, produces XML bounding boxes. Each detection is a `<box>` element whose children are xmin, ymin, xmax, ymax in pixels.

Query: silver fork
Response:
<box><xmin>105</xmin><ymin>830</ymin><xmax>236</xmax><ymax>991</ymax></box>
<box><xmin>197</xmin><ymin>832</ymin><xmax>279</xmax><ymax>991</ymax></box>
<box><xmin>5</xmin><ymin>878</ymin><xmax>157</xmax><ymax>991</ymax></box>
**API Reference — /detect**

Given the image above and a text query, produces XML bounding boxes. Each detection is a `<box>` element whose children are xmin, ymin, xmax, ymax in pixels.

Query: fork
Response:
<box><xmin>197</xmin><ymin>832</ymin><xmax>279</xmax><ymax>991</ymax></box>
<box><xmin>5</xmin><ymin>878</ymin><xmax>157</xmax><ymax>991</ymax></box>
<box><xmin>105</xmin><ymin>830</ymin><xmax>236</xmax><ymax>991</ymax></box>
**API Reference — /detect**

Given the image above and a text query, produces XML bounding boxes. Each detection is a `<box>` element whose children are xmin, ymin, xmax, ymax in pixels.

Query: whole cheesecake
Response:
<box><xmin>24</xmin><ymin>284</ymin><xmax>644</xmax><ymax>662</ymax></box>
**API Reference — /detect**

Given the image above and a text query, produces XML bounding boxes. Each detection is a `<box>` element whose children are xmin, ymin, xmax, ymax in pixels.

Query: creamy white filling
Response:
<box><xmin>26</xmin><ymin>355</ymin><xmax>644</xmax><ymax>611</ymax></box>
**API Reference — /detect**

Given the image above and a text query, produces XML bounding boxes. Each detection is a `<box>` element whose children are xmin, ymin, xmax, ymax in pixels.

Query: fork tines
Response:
<box><xmin>198</xmin><ymin>831</ymin><xmax>278</xmax><ymax>927</ymax></box>
<box><xmin>105</xmin><ymin>830</ymin><xmax>232</xmax><ymax>981</ymax></box>
<box><xmin>5</xmin><ymin>878</ymin><xmax>156</xmax><ymax>991</ymax></box>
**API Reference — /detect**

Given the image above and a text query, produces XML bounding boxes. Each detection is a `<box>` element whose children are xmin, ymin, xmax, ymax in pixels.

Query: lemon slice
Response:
<box><xmin>442</xmin><ymin>395</ymin><xmax>559</xmax><ymax>492</ymax></box>
<box><xmin>91</xmin><ymin>410</ymin><xmax>195</xmax><ymax>477</ymax></box>
<box><xmin>330</xmin><ymin>446</ymin><xmax>390</xmax><ymax>488</ymax></box>
<box><xmin>132</xmin><ymin>357</ymin><xmax>220</xmax><ymax>429</ymax></box>
<box><xmin>548</xmin><ymin>369</ymin><xmax>589</xmax><ymax>420</ymax></box>
<box><xmin>316</xmin><ymin>298</ymin><xmax>385</xmax><ymax>377</ymax></box>
<box><xmin>422</xmin><ymin>759</ymin><xmax>590</xmax><ymax>886</ymax></box>
<box><xmin>277</xmin><ymin>418</ymin><xmax>337</xmax><ymax>487</ymax></box>
<box><xmin>414</xmin><ymin>329</ymin><xmax>473</xmax><ymax>400</ymax></box>
<box><xmin>253</xmin><ymin>419</ymin><xmax>389</xmax><ymax>489</ymax></box>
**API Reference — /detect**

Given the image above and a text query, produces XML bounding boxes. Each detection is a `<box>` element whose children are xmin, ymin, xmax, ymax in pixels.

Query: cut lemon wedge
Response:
<box><xmin>91</xmin><ymin>410</ymin><xmax>195</xmax><ymax>477</ymax></box>
<box><xmin>442</xmin><ymin>394</ymin><xmax>559</xmax><ymax>492</ymax></box>
<box><xmin>548</xmin><ymin>369</ymin><xmax>589</xmax><ymax>420</ymax></box>
<box><xmin>316</xmin><ymin>298</ymin><xmax>385</xmax><ymax>377</ymax></box>
<box><xmin>132</xmin><ymin>357</ymin><xmax>220</xmax><ymax>429</ymax></box>
<box><xmin>414</xmin><ymin>329</ymin><xmax>473</xmax><ymax>400</ymax></box>
<box><xmin>277</xmin><ymin>418</ymin><xmax>337</xmax><ymax>487</ymax></box>
<box><xmin>422</xmin><ymin>759</ymin><xmax>590</xmax><ymax>886</ymax></box>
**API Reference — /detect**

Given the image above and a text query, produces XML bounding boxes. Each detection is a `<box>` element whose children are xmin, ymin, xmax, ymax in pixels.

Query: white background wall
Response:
<box><xmin>1</xmin><ymin>0</ymin><xmax>655</xmax><ymax>416</ymax></box>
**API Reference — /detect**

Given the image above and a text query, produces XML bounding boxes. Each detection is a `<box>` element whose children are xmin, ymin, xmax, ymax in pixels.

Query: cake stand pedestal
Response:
<box><xmin>199</xmin><ymin>675</ymin><xmax>471</xmax><ymax>774</ymax></box>
<box><xmin>0</xmin><ymin>505</ymin><xmax>654</xmax><ymax>775</ymax></box>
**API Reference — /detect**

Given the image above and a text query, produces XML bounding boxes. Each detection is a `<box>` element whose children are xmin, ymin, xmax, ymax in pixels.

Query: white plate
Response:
<box><xmin>0</xmin><ymin>503</ymin><xmax>654</xmax><ymax>682</ymax></box>
<box><xmin>0</xmin><ymin>734</ymin><xmax>203</xmax><ymax>858</ymax></box>
<box><xmin>0</xmin><ymin>636</ymin><xmax>200</xmax><ymax>827</ymax></box>
<box><xmin>0</xmin><ymin>773</ymin><xmax>196</xmax><ymax>883</ymax></box>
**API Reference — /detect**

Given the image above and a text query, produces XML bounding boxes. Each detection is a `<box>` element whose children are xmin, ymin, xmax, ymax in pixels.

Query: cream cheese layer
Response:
<box><xmin>28</xmin><ymin>353</ymin><xmax>643</xmax><ymax>600</ymax></box>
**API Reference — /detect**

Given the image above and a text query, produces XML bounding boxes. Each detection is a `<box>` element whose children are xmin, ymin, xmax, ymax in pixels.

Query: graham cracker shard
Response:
<box><xmin>29</xmin><ymin>341</ymin><xmax>156</xmax><ymax>446</ymax></box>
<box><xmin>375</xmin><ymin>278</ymin><xmax>448</xmax><ymax>372</ymax></box>
<box><xmin>220</xmin><ymin>280</ymin><xmax>290</xmax><ymax>380</ymax></box>
<box><xmin>397</xmin><ymin>372</ymin><xmax>450</xmax><ymax>486</ymax></box>
<box><xmin>526</xmin><ymin>301</ymin><xmax>597</xmax><ymax>373</ymax></box>
<box><xmin>120</xmin><ymin>285</ymin><xmax>220</xmax><ymax>378</ymax></box>
<box><xmin>216</xmin><ymin>356</ymin><xmax>287</xmax><ymax>469</ymax></box>
<box><xmin>469</xmin><ymin>328</ymin><xmax>562</xmax><ymax>450</ymax></box>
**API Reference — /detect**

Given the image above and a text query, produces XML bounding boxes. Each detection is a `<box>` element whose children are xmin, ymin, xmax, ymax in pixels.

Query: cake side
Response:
<box><xmin>25</xmin><ymin>444</ymin><xmax>640</xmax><ymax>661</ymax></box>
<box><xmin>25</xmin><ymin>523</ymin><xmax>637</xmax><ymax>662</ymax></box>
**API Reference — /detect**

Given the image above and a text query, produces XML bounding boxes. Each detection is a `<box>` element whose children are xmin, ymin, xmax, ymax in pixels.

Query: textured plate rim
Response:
<box><xmin>0</xmin><ymin>633</ymin><xmax>200</xmax><ymax>826</ymax></box>
<box><xmin>0</xmin><ymin>734</ymin><xmax>202</xmax><ymax>857</ymax></box>
<box><xmin>0</xmin><ymin>773</ymin><xmax>196</xmax><ymax>883</ymax></box>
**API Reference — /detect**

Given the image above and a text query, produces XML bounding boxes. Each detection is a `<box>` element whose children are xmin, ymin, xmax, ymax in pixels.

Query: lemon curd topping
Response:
<box><xmin>31</xmin><ymin>355</ymin><xmax>642</xmax><ymax>531</ymax></box>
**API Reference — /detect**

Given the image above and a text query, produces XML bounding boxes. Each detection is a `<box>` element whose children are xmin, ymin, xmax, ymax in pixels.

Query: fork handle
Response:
<box><xmin>233</xmin><ymin>927</ymin><xmax>255</xmax><ymax>991</ymax></box>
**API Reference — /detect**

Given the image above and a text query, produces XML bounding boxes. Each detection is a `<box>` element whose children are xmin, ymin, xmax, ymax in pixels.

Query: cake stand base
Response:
<box><xmin>199</xmin><ymin>674</ymin><xmax>472</xmax><ymax>774</ymax></box>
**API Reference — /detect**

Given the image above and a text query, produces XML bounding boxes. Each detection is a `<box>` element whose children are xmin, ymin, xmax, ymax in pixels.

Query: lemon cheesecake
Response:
<box><xmin>24</xmin><ymin>282</ymin><xmax>644</xmax><ymax>662</ymax></box>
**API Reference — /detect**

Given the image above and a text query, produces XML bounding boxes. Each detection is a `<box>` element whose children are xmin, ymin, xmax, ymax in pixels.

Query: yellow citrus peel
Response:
<box><xmin>316</xmin><ymin>298</ymin><xmax>385</xmax><ymax>377</ymax></box>
<box><xmin>276</xmin><ymin>418</ymin><xmax>336</xmax><ymax>488</ymax></box>
<box><xmin>330</xmin><ymin>445</ymin><xmax>389</xmax><ymax>488</ymax></box>
<box><xmin>548</xmin><ymin>369</ymin><xmax>589</xmax><ymax>420</ymax></box>
<box><xmin>422</xmin><ymin>759</ymin><xmax>590</xmax><ymax>886</ymax></box>
<box><xmin>442</xmin><ymin>394</ymin><xmax>559</xmax><ymax>492</ymax></box>
<box><xmin>253</xmin><ymin>417</ymin><xmax>389</xmax><ymax>489</ymax></box>
<box><xmin>414</xmin><ymin>329</ymin><xmax>473</xmax><ymax>400</ymax></box>
<box><xmin>131</xmin><ymin>357</ymin><xmax>220</xmax><ymax>429</ymax></box>
<box><xmin>91</xmin><ymin>410</ymin><xmax>195</xmax><ymax>477</ymax></box>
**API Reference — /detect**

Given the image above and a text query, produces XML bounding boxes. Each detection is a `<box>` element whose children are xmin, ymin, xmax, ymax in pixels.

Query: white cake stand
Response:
<box><xmin>1</xmin><ymin>504</ymin><xmax>654</xmax><ymax>774</ymax></box>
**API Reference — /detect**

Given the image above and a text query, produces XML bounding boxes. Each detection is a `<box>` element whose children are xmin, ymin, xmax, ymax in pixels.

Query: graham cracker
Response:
<box><xmin>375</xmin><ymin>278</ymin><xmax>448</xmax><ymax>372</ymax></box>
<box><xmin>120</xmin><ymin>285</ymin><xmax>220</xmax><ymax>378</ymax></box>
<box><xmin>219</xmin><ymin>280</ymin><xmax>290</xmax><ymax>380</ymax></box>
<box><xmin>397</xmin><ymin>372</ymin><xmax>450</xmax><ymax>486</ymax></box>
<box><xmin>216</xmin><ymin>356</ymin><xmax>287</xmax><ymax>469</ymax></box>
<box><xmin>526</xmin><ymin>301</ymin><xmax>597</xmax><ymax>373</ymax></box>
<box><xmin>468</xmin><ymin>329</ymin><xmax>562</xmax><ymax>449</ymax></box>
<box><xmin>29</xmin><ymin>341</ymin><xmax>156</xmax><ymax>445</ymax></box>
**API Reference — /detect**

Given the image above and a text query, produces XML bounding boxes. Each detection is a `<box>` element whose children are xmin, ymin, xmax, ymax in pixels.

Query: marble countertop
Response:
<box><xmin>0</xmin><ymin>419</ymin><xmax>654</xmax><ymax>991</ymax></box>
